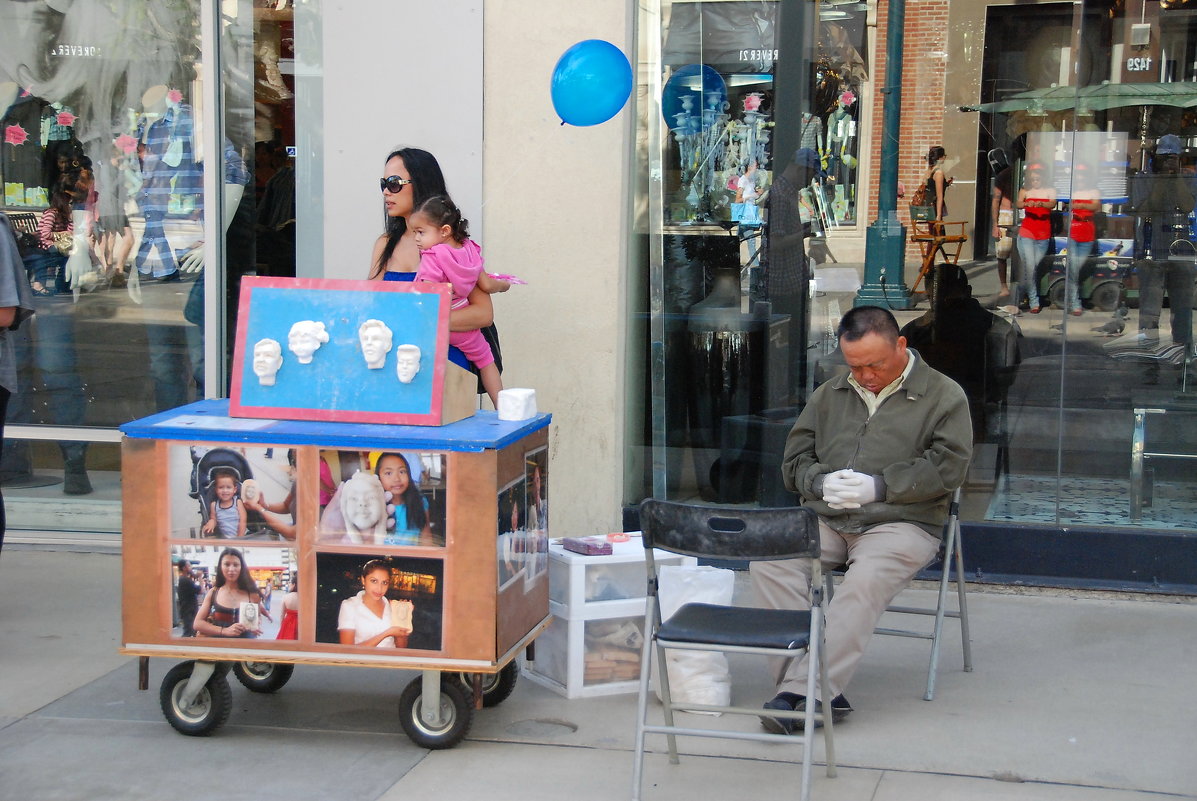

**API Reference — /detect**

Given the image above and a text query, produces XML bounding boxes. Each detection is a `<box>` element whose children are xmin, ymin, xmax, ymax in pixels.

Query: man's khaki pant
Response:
<box><xmin>749</xmin><ymin>519</ymin><xmax>940</xmax><ymax>698</ymax></box>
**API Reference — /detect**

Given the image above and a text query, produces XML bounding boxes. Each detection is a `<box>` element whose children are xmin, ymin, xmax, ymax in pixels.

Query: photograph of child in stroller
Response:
<box><xmin>187</xmin><ymin>447</ymin><xmax>286</xmax><ymax>540</ymax></box>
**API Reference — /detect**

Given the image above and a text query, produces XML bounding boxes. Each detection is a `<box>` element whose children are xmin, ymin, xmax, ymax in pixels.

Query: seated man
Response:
<box><xmin>753</xmin><ymin>306</ymin><xmax>972</xmax><ymax>730</ymax></box>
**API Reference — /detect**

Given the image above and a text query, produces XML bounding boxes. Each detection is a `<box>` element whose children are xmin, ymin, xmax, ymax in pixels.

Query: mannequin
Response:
<box><xmin>824</xmin><ymin>90</ymin><xmax>858</xmax><ymax>218</ymax></box>
<box><xmin>135</xmin><ymin>85</ymin><xmax>200</xmax><ymax>279</ymax></box>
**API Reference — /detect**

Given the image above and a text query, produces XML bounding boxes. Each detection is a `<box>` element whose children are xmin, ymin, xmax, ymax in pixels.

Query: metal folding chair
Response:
<box><xmin>824</xmin><ymin>487</ymin><xmax>973</xmax><ymax>700</ymax></box>
<box><xmin>632</xmin><ymin>501</ymin><xmax>836</xmax><ymax>801</ymax></box>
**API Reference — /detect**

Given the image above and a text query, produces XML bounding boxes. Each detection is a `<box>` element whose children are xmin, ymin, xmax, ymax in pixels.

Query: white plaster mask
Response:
<box><xmin>358</xmin><ymin>319</ymin><xmax>393</xmax><ymax>369</ymax></box>
<box><xmin>252</xmin><ymin>339</ymin><xmax>283</xmax><ymax>385</ymax></box>
<box><xmin>340</xmin><ymin>471</ymin><xmax>388</xmax><ymax>545</ymax></box>
<box><xmin>287</xmin><ymin>320</ymin><xmax>328</xmax><ymax>364</ymax></box>
<box><xmin>395</xmin><ymin>344</ymin><xmax>421</xmax><ymax>384</ymax></box>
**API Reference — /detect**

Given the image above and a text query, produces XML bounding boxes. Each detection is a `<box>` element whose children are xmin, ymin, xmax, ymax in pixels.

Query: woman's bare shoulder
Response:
<box><xmin>369</xmin><ymin>235</ymin><xmax>388</xmax><ymax>279</ymax></box>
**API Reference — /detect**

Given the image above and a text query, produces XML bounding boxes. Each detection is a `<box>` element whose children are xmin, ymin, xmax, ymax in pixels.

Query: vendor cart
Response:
<box><xmin>120</xmin><ymin>398</ymin><xmax>551</xmax><ymax>748</ymax></box>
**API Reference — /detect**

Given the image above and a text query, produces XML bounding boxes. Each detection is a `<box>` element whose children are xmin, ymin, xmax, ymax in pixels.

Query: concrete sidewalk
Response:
<box><xmin>1</xmin><ymin>547</ymin><xmax>1194</xmax><ymax>801</ymax></box>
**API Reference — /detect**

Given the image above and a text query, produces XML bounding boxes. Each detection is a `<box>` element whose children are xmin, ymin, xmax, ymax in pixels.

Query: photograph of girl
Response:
<box><xmin>317</xmin><ymin>450</ymin><xmax>446</xmax><ymax>547</ymax></box>
<box><xmin>170</xmin><ymin>545</ymin><xmax>296</xmax><ymax>640</ymax></box>
<box><xmin>315</xmin><ymin>553</ymin><xmax>444</xmax><ymax>651</ymax></box>
<box><xmin>169</xmin><ymin>445</ymin><xmax>298</xmax><ymax>541</ymax></box>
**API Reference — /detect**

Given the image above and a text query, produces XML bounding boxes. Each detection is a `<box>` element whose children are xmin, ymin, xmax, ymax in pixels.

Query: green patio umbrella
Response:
<box><xmin>960</xmin><ymin>81</ymin><xmax>1197</xmax><ymax>113</ymax></box>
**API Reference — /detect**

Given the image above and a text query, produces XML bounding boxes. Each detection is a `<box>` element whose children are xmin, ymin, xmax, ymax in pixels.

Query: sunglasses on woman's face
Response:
<box><xmin>380</xmin><ymin>175</ymin><xmax>413</xmax><ymax>193</ymax></box>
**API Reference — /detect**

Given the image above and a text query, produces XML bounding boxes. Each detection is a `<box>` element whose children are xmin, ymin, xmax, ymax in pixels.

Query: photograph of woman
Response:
<box><xmin>193</xmin><ymin>547</ymin><xmax>271</xmax><ymax>639</ymax></box>
<box><xmin>337</xmin><ymin>559</ymin><xmax>414</xmax><ymax>648</ymax></box>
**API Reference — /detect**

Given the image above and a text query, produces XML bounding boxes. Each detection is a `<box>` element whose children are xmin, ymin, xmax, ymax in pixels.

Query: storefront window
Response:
<box><xmin>630</xmin><ymin>0</ymin><xmax>1197</xmax><ymax>578</ymax></box>
<box><xmin>631</xmin><ymin>0</ymin><xmax>827</xmax><ymax>504</ymax></box>
<box><xmin>0</xmin><ymin>0</ymin><xmax>297</xmax><ymax>530</ymax></box>
<box><xmin>962</xmin><ymin>0</ymin><xmax>1197</xmax><ymax>535</ymax></box>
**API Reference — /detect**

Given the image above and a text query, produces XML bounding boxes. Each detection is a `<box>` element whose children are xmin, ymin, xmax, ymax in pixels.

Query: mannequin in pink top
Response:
<box><xmin>410</xmin><ymin>195</ymin><xmax>508</xmax><ymax>406</ymax></box>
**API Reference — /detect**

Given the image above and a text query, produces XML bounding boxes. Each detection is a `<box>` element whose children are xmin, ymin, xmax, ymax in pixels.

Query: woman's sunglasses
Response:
<box><xmin>380</xmin><ymin>175</ymin><xmax>413</xmax><ymax>193</ymax></box>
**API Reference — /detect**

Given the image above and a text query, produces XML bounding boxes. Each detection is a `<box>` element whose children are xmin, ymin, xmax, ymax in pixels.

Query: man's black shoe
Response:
<box><xmin>760</xmin><ymin>692</ymin><xmax>852</xmax><ymax>734</ymax></box>
<box><xmin>759</xmin><ymin>693</ymin><xmax>800</xmax><ymax>734</ymax></box>
<box><xmin>796</xmin><ymin>693</ymin><xmax>853</xmax><ymax>727</ymax></box>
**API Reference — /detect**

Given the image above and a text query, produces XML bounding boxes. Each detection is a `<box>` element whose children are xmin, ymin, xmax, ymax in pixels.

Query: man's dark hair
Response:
<box><xmin>838</xmin><ymin>306</ymin><xmax>901</xmax><ymax>344</ymax></box>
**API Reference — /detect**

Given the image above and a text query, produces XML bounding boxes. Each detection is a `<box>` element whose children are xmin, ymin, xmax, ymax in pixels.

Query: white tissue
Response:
<box><xmin>497</xmin><ymin>388</ymin><xmax>537</xmax><ymax>421</ymax></box>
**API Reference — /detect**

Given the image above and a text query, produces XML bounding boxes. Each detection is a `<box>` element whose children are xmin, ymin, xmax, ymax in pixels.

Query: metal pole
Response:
<box><xmin>856</xmin><ymin>0</ymin><xmax>910</xmax><ymax>308</ymax></box>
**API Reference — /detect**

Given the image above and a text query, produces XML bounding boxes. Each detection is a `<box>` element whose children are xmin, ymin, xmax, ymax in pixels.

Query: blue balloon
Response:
<box><xmin>551</xmin><ymin>40</ymin><xmax>633</xmax><ymax>127</ymax></box>
<box><xmin>662</xmin><ymin>65</ymin><xmax>727</xmax><ymax>133</ymax></box>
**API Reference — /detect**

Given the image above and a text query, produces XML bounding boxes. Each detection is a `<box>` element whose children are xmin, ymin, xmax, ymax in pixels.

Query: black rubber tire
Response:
<box><xmin>459</xmin><ymin>661</ymin><xmax>519</xmax><ymax>708</ymax></box>
<box><xmin>159</xmin><ymin>661</ymin><xmax>232</xmax><ymax>736</ymax></box>
<box><xmin>1047</xmin><ymin>278</ymin><xmax>1066</xmax><ymax>310</ymax></box>
<box><xmin>398</xmin><ymin>675</ymin><xmax>473</xmax><ymax>749</ymax></box>
<box><xmin>1089</xmin><ymin>281</ymin><xmax>1124</xmax><ymax>312</ymax></box>
<box><xmin>233</xmin><ymin>661</ymin><xmax>295</xmax><ymax>693</ymax></box>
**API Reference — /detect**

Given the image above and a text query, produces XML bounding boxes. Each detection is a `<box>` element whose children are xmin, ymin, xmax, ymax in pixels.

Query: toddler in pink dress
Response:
<box><xmin>410</xmin><ymin>195</ymin><xmax>508</xmax><ymax>406</ymax></box>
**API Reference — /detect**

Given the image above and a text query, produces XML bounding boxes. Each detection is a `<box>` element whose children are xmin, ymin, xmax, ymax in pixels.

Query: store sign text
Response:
<box><xmin>739</xmin><ymin>49</ymin><xmax>778</xmax><ymax>63</ymax></box>
<box><xmin>49</xmin><ymin>44</ymin><xmax>102</xmax><ymax>58</ymax></box>
<box><xmin>1126</xmin><ymin>56</ymin><xmax>1154</xmax><ymax>72</ymax></box>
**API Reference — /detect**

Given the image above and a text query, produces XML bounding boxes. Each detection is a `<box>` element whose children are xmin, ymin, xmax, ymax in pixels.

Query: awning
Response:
<box><xmin>960</xmin><ymin>81</ymin><xmax>1197</xmax><ymax>114</ymax></box>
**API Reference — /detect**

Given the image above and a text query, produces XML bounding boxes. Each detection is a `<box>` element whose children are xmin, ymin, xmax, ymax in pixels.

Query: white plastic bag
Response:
<box><xmin>651</xmin><ymin>564</ymin><xmax>735</xmax><ymax>713</ymax></box>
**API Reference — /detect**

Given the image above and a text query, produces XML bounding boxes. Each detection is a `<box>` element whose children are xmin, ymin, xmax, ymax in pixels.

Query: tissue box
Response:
<box><xmin>562</xmin><ymin>536</ymin><xmax>612</xmax><ymax>556</ymax></box>
<box><xmin>498</xmin><ymin>388</ymin><xmax>537</xmax><ymax>421</ymax></box>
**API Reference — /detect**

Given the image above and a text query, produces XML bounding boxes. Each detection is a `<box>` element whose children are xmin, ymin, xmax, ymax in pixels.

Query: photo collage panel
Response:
<box><xmin>495</xmin><ymin>446</ymin><xmax>549</xmax><ymax>592</ymax></box>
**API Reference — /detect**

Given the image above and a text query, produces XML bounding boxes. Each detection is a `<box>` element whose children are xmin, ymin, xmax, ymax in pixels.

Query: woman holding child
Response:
<box><xmin>368</xmin><ymin>148</ymin><xmax>502</xmax><ymax>384</ymax></box>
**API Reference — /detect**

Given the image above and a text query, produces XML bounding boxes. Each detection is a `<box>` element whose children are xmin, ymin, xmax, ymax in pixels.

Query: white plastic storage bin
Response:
<box><xmin>523</xmin><ymin>536</ymin><xmax>696</xmax><ymax>698</ymax></box>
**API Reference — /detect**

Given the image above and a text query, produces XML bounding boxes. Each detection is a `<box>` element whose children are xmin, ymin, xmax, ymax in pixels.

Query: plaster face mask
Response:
<box><xmin>287</xmin><ymin>320</ymin><xmax>328</xmax><ymax>364</ymax></box>
<box><xmin>395</xmin><ymin>344</ymin><xmax>421</xmax><ymax>384</ymax></box>
<box><xmin>358</xmin><ymin>320</ymin><xmax>393</xmax><ymax>369</ymax></box>
<box><xmin>339</xmin><ymin>471</ymin><xmax>389</xmax><ymax>545</ymax></box>
<box><xmin>252</xmin><ymin>339</ymin><xmax>283</xmax><ymax>385</ymax></box>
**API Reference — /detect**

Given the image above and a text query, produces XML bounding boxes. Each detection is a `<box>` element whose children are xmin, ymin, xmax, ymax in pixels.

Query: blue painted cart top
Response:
<box><xmin>121</xmin><ymin>399</ymin><xmax>551</xmax><ymax>452</ymax></box>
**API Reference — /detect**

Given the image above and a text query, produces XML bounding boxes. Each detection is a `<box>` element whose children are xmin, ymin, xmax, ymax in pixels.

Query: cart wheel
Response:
<box><xmin>233</xmin><ymin>661</ymin><xmax>294</xmax><ymax>693</ymax></box>
<box><xmin>159</xmin><ymin>661</ymin><xmax>232</xmax><ymax>736</ymax></box>
<box><xmin>459</xmin><ymin>661</ymin><xmax>519</xmax><ymax>708</ymax></box>
<box><xmin>1047</xmin><ymin>278</ymin><xmax>1066</xmax><ymax>310</ymax></box>
<box><xmin>398</xmin><ymin>676</ymin><xmax>473</xmax><ymax>749</ymax></box>
<box><xmin>1089</xmin><ymin>281</ymin><xmax>1124</xmax><ymax>312</ymax></box>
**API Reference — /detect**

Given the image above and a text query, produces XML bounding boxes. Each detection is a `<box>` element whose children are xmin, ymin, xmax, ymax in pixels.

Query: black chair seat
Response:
<box><xmin>658</xmin><ymin>603</ymin><xmax>812</xmax><ymax>650</ymax></box>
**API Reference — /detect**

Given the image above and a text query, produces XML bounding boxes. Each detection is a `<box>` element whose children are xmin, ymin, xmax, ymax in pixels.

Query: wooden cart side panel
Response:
<box><xmin>122</xmin><ymin>439</ymin><xmax>168</xmax><ymax>646</ymax></box>
<box><xmin>496</xmin><ymin>428</ymin><xmax>550</xmax><ymax>654</ymax></box>
<box><xmin>442</xmin><ymin>450</ymin><xmax>497</xmax><ymax>661</ymax></box>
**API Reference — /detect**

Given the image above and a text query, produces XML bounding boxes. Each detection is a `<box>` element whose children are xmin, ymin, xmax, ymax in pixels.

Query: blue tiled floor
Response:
<box><xmin>986</xmin><ymin>474</ymin><xmax>1197</xmax><ymax>530</ymax></box>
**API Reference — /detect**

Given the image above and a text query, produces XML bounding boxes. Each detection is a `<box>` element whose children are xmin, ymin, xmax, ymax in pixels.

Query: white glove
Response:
<box><xmin>180</xmin><ymin>244</ymin><xmax>205</xmax><ymax>273</ymax></box>
<box><xmin>823</xmin><ymin>469</ymin><xmax>880</xmax><ymax>506</ymax></box>
<box><xmin>821</xmin><ymin>470</ymin><xmax>860</xmax><ymax>509</ymax></box>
